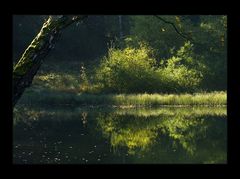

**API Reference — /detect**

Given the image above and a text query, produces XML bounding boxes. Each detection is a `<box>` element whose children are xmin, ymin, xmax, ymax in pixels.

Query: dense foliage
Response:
<box><xmin>13</xmin><ymin>15</ymin><xmax>227</xmax><ymax>165</ymax></box>
<box><xmin>129</xmin><ymin>15</ymin><xmax>227</xmax><ymax>90</ymax></box>
<box><xmin>89</xmin><ymin>40</ymin><xmax>204</xmax><ymax>93</ymax></box>
<box><xmin>94</xmin><ymin>42</ymin><xmax>156</xmax><ymax>93</ymax></box>
<box><xmin>13</xmin><ymin>15</ymin><xmax>227</xmax><ymax>93</ymax></box>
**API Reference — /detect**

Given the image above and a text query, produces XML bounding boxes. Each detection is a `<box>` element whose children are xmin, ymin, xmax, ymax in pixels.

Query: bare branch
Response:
<box><xmin>154</xmin><ymin>15</ymin><xmax>194</xmax><ymax>42</ymax></box>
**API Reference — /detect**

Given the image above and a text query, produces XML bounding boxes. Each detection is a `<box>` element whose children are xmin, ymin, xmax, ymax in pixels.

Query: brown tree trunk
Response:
<box><xmin>13</xmin><ymin>15</ymin><xmax>88</xmax><ymax>106</ymax></box>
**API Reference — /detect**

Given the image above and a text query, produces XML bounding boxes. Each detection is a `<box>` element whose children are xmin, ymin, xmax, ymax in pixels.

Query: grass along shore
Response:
<box><xmin>18</xmin><ymin>89</ymin><xmax>226</xmax><ymax>107</ymax></box>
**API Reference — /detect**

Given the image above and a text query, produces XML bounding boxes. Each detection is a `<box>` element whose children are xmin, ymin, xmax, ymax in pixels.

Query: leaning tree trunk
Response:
<box><xmin>13</xmin><ymin>15</ymin><xmax>88</xmax><ymax>106</ymax></box>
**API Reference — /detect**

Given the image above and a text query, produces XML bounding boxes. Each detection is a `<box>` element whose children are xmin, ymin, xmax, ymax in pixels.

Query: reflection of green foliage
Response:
<box><xmin>160</xmin><ymin>116</ymin><xmax>204</xmax><ymax>155</ymax></box>
<box><xmin>96</xmin><ymin>107</ymin><xmax>226</xmax><ymax>160</ymax></box>
<box><xmin>97</xmin><ymin>114</ymin><xmax>158</xmax><ymax>155</ymax></box>
<box><xmin>13</xmin><ymin>105</ymin><xmax>226</xmax><ymax>163</ymax></box>
<box><xmin>111</xmin><ymin>129</ymin><xmax>157</xmax><ymax>155</ymax></box>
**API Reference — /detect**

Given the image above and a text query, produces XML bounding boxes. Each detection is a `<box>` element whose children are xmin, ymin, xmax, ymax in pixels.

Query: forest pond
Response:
<box><xmin>13</xmin><ymin>106</ymin><xmax>227</xmax><ymax>164</ymax></box>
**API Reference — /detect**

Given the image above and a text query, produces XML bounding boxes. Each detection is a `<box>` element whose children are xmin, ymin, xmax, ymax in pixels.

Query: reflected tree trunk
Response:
<box><xmin>13</xmin><ymin>15</ymin><xmax>88</xmax><ymax>106</ymax></box>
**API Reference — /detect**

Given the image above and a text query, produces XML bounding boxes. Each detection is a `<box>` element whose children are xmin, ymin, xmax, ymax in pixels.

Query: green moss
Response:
<box><xmin>13</xmin><ymin>16</ymin><xmax>84</xmax><ymax>80</ymax></box>
<box><xmin>13</xmin><ymin>17</ymin><xmax>54</xmax><ymax>78</ymax></box>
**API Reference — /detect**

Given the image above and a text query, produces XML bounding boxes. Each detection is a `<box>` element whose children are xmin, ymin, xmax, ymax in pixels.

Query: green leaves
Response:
<box><xmin>94</xmin><ymin>44</ymin><xmax>157</xmax><ymax>93</ymax></box>
<box><xmin>92</xmin><ymin>41</ymin><xmax>204</xmax><ymax>93</ymax></box>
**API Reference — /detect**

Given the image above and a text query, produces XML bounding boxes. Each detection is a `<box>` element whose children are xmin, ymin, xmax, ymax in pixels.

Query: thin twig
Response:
<box><xmin>154</xmin><ymin>15</ymin><xmax>194</xmax><ymax>42</ymax></box>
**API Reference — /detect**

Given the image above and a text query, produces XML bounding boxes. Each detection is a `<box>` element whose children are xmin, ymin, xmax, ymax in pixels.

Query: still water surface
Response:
<box><xmin>13</xmin><ymin>106</ymin><xmax>227</xmax><ymax>164</ymax></box>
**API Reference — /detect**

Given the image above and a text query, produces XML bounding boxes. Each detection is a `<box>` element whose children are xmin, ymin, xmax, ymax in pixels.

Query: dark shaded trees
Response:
<box><xmin>13</xmin><ymin>15</ymin><xmax>88</xmax><ymax>106</ymax></box>
<box><xmin>13</xmin><ymin>15</ymin><xmax>226</xmax><ymax>106</ymax></box>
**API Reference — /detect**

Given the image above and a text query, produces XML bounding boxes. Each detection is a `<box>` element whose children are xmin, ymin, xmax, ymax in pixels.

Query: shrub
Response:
<box><xmin>154</xmin><ymin>42</ymin><xmax>205</xmax><ymax>93</ymax></box>
<box><xmin>94</xmin><ymin>43</ymin><xmax>157</xmax><ymax>93</ymax></box>
<box><xmin>93</xmin><ymin>41</ymin><xmax>204</xmax><ymax>93</ymax></box>
<box><xmin>157</xmin><ymin>56</ymin><xmax>203</xmax><ymax>93</ymax></box>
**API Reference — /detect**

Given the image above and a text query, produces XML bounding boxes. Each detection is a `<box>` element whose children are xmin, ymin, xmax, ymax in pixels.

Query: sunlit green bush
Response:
<box><xmin>94</xmin><ymin>43</ymin><xmax>157</xmax><ymax>93</ymax></box>
<box><xmin>156</xmin><ymin>57</ymin><xmax>202</xmax><ymax>93</ymax></box>
<box><xmin>31</xmin><ymin>40</ymin><xmax>205</xmax><ymax>94</ymax></box>
<box><xmin>93</xmin><ymin>41</ymin><xmax>204</xmax><ymax>93</ymax></box>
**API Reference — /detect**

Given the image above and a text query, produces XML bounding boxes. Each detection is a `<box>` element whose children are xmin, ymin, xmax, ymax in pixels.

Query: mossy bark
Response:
<box><xmin>13</xmin><ymin>15</ymin><xmax>88</xmax><ymax>106</ymax></box>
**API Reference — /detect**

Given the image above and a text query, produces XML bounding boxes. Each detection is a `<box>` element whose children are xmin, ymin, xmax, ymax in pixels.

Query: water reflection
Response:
<box><xmin>13</xmin><ymin>106</ymin><xmax>227</xmax><ymax>164</ymax></box>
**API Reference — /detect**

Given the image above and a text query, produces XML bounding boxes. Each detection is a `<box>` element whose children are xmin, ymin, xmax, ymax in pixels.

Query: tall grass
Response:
<box><xmin>108</xmin><ymin>92</ymin><xmax>226</xmax><ymax>106</ymax></box>
<box><xmin>18</xmin><ymin>89</ymin><xmax>226</xmax><ymax>107</ymax></box>
<box><xmin>114</xmin><ymin>107</ymin><xmax>226</xmax><ymax>117</ymax></box>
